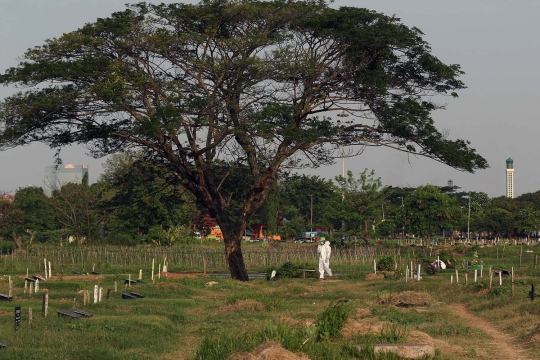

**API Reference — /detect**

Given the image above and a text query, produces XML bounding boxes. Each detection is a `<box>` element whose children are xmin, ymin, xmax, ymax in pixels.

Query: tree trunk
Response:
<box><xmin>224</xmin><ymin>237</ymin><xmax>249</xmax><ymax>281</ymax></box>
<box><xmin>14</xmin><ymin>235</ymin><xmax>22</xmax><ymax>250</ymax></box>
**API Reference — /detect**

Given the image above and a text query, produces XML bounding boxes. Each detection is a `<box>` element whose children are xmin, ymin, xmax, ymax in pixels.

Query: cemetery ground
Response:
<box><xmin>0</xmin><ymin>243</ymin><xmax>540</xmax><ymax>359</ymax></box>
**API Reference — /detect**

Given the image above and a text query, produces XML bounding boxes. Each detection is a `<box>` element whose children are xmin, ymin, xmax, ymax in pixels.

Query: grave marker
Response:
<box><xmin>14</xmin><ymin>307</ymin><xmax>21</xmax><ymax>331</ymax></box>
<box><xmin>93</xmin><ymin>285</ymin><xmax>98</xmax><ymax>304</ymax></box>
<box><xmin>42</xmin><ymin>292</ymin><xmax>48</xmax><ymax>317</ymax></box>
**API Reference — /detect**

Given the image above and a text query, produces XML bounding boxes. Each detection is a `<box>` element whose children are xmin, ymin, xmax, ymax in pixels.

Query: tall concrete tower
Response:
<box><xmin>506</xmin><ymin>158</ymin><xmax>514</xmax><ymax>198</ymax></box>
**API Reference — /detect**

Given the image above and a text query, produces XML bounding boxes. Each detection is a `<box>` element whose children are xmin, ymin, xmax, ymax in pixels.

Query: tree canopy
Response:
<box><xmin>0</xmin><ymin>0</ymin><xmax>487</xmax><ymax>280</ymax></box>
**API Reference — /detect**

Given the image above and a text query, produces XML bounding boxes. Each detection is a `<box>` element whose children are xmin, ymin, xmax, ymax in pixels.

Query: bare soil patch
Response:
<box><xmin>366</xmin><ymin>273</ymin><xmax>385</xmax><ymax>280</ymax></box>
<box><xmin>161</xmin><ymin>272</ymin><xmax>207</xmax><ymax>279</ymax></box>
<box><xmin>449</xmin><ymin>303</ymin><xmax>532</xmax><ymax>360</ymax></box>
<box><xmin>231</xmin><ymin>341</ymin><xmax>309</xmax><ymax>360</ymax></box>
<box><xmin>376</xmin><ymin>291</ymin><xmax>433</xmax><ymax>307</ymax></box>
<box><xmin>156</xmin><ymin>282</ymin><xmax>180</xmax><ymax>290</ymax></box>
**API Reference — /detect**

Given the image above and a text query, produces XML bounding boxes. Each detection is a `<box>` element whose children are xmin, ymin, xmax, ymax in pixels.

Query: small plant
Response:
<box><xmin>266</xmin><ymin>262</ymin><xmax>314</xmax><ymax>279</ymax></box>
<box><xmin>489</xmin><ymin>285</ymin><xmax>511</xmax><ymax>297</ymax></box>
<box><xmin>423</xmin><ymin>262</ymin><xmax>438</xmax><ymax>276</ymax></box>
<box><xmin>377</xmin><ymin>255</ymin><xmax>395</xmax><ymax>271</ymax></box>
<box><xmin>316</xmin><ymin>302</ymin><xmax>351</xmax><ymax>341</ymax></box>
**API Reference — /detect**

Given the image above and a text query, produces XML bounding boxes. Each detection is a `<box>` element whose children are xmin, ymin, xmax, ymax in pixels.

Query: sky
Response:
<box><xmin>0</xmin><ymin>0</ymin><xmax>538</xmax><ymax>198</ymax></box>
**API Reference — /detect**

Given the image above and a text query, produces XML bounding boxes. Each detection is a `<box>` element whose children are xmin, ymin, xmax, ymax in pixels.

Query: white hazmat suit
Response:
<box><xmin>317</xmin><ymin>240</ymin><xmax>332</xmax><ymax>279</ymax></box>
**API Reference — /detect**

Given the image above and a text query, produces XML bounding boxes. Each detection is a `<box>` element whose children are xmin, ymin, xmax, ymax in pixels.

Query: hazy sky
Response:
<box><xmin>0</xmin><ymin>1</ymin><xmax>538</xmax><ymax>197</ymax></box>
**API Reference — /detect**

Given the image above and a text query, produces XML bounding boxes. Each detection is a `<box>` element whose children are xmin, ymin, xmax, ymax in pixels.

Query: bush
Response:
<box><xmin>377</xmin><ymin>256</ymin><xmax>394</xmax><ymax>271</ymax></box>
<box><xmin>423</xmin><ymin>262</ymin><xmax>438</xmax><ymax>276</ymax></box>
<box><xmin>316</xmin><ymin>302</ymin><xmax>351</xmax><ymax>341</ymax></box>
<box><xmin>0</xmin><ymin>240</ymin><xmax>14</xmax><ymax>253</ymax></box>
<box><xmin>267</xmin><ymin>262</ymin><xmax>315</xmax><ymax>280</ymax></box>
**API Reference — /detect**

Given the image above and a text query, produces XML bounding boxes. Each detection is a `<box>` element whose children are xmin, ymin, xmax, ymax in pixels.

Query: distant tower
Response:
<box><xmin>506</xmin><ymin>158</ymin><xmax>514</xmax><ymax>198</ymax></box>
<box><xmin>43</xmin><ymin>164</ymin><xmax>89</xmax><ymax>197</ymax></box>
<box><xmin>448</xmin><ymin>179</ymin><xmax>453</xmax><ymax>188</ymax></box>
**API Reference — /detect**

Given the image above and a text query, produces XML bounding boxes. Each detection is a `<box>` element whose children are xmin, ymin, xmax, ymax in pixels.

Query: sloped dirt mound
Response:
<box><xmin>231</xmin><ymin>341</ymin><xmax>309</xmax><ymax>360</ymax></box>
<box><xmin>219</xmin><ymin>299</ymin><xmax>266</xmax><ymax>312</ymax></box>
<box><xmin>407</xmin><ymin>330</ymin><xmax>469</xmax><ymax>358</ymax></box>
<box><xmin>156</xmin><ymin>282</ymin><xmax>180</xmax><ymax>290</ymax></box>
<box><xmin>376</xmin><ymin>291</ymin><xmax>432</xmax><ymax>307</ymax></box>
<box><xmin>366</xmin><ymin>273</ymin><xmax>385</xmax><ymax>280</ymax></box>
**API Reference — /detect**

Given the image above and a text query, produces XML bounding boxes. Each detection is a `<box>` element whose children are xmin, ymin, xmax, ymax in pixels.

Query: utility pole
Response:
<box><xmin>399</xmin><ymin>196</ymin><xmax>404</xmax><ymax>240</ymax></box>
<box><xmin>337</xmin><ymin>110</ymin><xmax>350</xmax><ymax>202</ymax></box>
<box><xmin>467</xmin><ymin>192</ymin><xmax>471</xmax><ymax>242</ymax></box>
<box><xmin>310</xmin><ymin>194</ymin><xmax>313</xmax><ymax>235</ymax></box>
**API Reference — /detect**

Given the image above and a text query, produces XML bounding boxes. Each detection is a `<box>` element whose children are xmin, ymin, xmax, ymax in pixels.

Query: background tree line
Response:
<box><xmin>1</xmin><ymin>157</ymin><xmax>539</xmax><ymax>250</ymax></box>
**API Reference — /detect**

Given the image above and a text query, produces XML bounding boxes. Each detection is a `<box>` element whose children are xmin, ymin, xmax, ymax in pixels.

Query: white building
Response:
<box><xmin>505</xmin><ymin>158</ymin><xmax>514</xmax><ymax>198</ymax></box>
<box><xmin>43</xmin><ymin>164</ymin><xmax>88</xmax><ymax>196</ymax></box>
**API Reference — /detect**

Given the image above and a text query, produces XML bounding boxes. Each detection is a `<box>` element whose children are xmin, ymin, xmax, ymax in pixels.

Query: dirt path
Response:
<box><xmin>449</xmin><ymin>304</ymin><xmax>532</xmax><ymax>360</ymax></box>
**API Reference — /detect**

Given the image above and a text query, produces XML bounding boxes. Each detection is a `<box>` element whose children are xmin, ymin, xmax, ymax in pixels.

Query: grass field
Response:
<box><xmin>0</xmin><ymin>242</ymin><xmax>539</xmax><ymax>359</ymax></box>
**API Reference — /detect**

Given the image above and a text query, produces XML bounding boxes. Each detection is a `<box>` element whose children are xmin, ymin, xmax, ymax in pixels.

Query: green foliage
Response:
<box><xmin>489</xmin><ymin>285</ymin><xmax>511</xmax><ymax>297</ymax></box>
<box><xmin>399</xmin><ymin>185</ymin><xmax>462</xmax><ymax>238</ymax></box>
<box><xmin>267</xmin><ymin>262</ymin><xmax>315</xmax><ymax>280</ymax></box>
<box><xmin>316</xmin><ymin>302</ymin><xmax>351</xmax><ymax>341</ymax></box>
<box><xmin>371</xmin><ymin>306</ymin><xmax>430</xmax><ymax>326</ymax></box>
<box><xmin>0</xmin><ymin>0</ymin><xmax>488</xmax><ymax>278</ymax></box>
<box><xmin>423</xmin><ymin>262</ymin><xmax>438</xmax><ymax>276</ymax></box>
<box><xmin>428</xmin><ymin>322</ymin><xmax>473</xmax><ymax>336</ymax></box>
<box><xmin>0</xmin><ymin>240</ymin><xmax>15</xmax><ymax>253</ymax></box>
<box><xmin>377</xmin><ymin>256</ymin><xmax>395</xmax><ymax>271</ymax></box>
<box><xmin>356</xmin><ymin>323</ymin><xmax>408</xmax><ymax>344</ymax></box>
<box><xmin>334</xmin><ymin>169</ymin><xmax>385</xmax><ymax>238</ymax></box>
<box><xmin>14</xmin><ymin>186</ymin><xmax>55</xmax><ymax>232</ymax></box>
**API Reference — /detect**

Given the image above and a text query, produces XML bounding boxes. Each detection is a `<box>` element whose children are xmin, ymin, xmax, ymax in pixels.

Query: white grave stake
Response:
<box><xmin>455</xmin><ymin>270</ymin><xmax>459</xmax><ymax>284</ymax></box>
<box><xmin>42</xmin><ymin>292</ymin><xmax>48</xmax><ymax>317</ymax></box>
<box><xmin>159</xmin><ymin>264</ymin><xmax>161</xmax><ymax>279</ymax></box>
<box><xmin>99</xmin><ymin>287</ymin><xmax>103</xmax><ymax>302</ymax></box>
<box><xmin>373</xmin><ymin>259</ymin><xmax>377</xmax><ymax>274</ymax></box>
<box><xmin>451</xmin><ymin>275</ymin><xmax>453</xmax><ymax>284</ymax></box>
<box><xmin>48</xmin><ymin>261</ymin><xmax>51</xmax><ymax>278</ymax></box>
<box><xmin>114</xmin><ymin>281</ymin><xmax>118</xmax><ymax>293</ymax></box>
<box><xmin>35</xmin><ymin>279</ymin><xmax>39</xmax><ymax>293</ymax></box>
<box><xmin>417</xmin><ymin>264</ymin><xmax>421</xmax><ymax>281</ymax></box>
<box><xmin>139</xmin><ymin>269</ymin><xmax>142</xmax><ymax>280</ymax></box>
<box><xmin>29</xmin><ymin>283</ymin><xmax>34</xmax><ymax>295</ymax></box>
<box><xmin>94</xmin><ymin>285</ymin><xmax>98</xmax><ymax>304</ymax></box>
<box><xmin>129</xmin><ymin>274</ymin><xmax>131</xmax><ymax>287</ymax></box>
<box><xmin>474</xmin><ymin>269</ymin><xmax>477</xmax><ymax>282</ymax></box>
<box><xmin>152</xmin><ymin>258</ymin><xmax>155</xmax><ymax>281</ymax></box>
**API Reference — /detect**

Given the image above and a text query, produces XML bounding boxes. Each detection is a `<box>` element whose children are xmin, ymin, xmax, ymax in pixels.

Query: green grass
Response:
<box><xmin>1</xmin><ymin>243</ymin><xmax>540</xmax><ymax>359</ymax></box>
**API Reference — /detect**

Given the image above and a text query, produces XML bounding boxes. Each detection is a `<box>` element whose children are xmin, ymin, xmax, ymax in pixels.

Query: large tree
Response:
<box><xmin>0</xmin><ymin>0</ymin><xmax>487</xmax><ymax>280</ymax></box>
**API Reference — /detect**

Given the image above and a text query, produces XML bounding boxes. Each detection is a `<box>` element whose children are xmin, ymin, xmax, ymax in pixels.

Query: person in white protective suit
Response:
<box><xmin>317</xmin><ymin>237</ymin><xmax>333</xmax><ymax>280</ymax></box>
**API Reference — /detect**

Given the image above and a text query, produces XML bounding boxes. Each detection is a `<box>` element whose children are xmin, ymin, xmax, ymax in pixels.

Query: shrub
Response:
<box><xmin>423</xmin><ymin>262</ymin><xmax>438</xmax><ymax>276</ymax></box>
<box><xmin>0</xmin><ymin>240</ymin><xmax>14</xmax><ymax>253</ymax></box>
<box><xmin>316</xmin><ymin>302</ymin><xmax>351</xmax><ymax>341</ymax></box>
<box><xmin>267</xmin><ymin>262</ymin><xmax>315</xmax><ymax>280</ymax></box>
<box><xmin>377</xmin><ymin>256</ymin><xmax>395</xmax><ymax>271</ymax></box>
